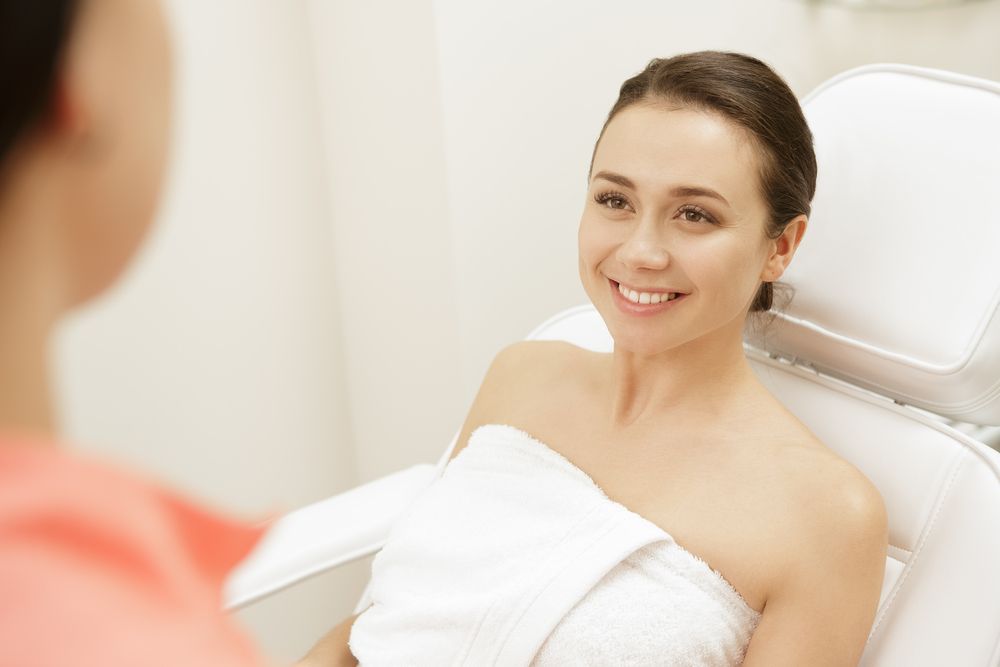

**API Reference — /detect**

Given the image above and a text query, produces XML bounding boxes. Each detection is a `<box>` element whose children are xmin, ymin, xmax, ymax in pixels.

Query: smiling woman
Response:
<box><xmin>333</xmin><ymin>50</ymin><xmax>888</xmax><ymax>667</ymax></box>
<box><xmin>578</xmin><ymin>52</ymin><xmax>817</xmax><ymax>360</ymax></box>
<box><xmin>585</xmin><ymin>51</ymin><xmax>817</xmax><ymax>320</ymax></box>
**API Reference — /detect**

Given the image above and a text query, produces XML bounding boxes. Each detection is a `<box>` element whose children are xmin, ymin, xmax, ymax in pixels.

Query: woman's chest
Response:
<box><xmin>509</xmin><ymin>413</ymin><xmax>798</xmax><ymax>616</ymax></box>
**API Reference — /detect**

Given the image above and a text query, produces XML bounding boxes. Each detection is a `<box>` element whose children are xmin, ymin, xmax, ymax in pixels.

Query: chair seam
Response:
<box><xmin>866</xmin><ymin>451</ymin><xmax>965</xmax><ymax>641</ymax></box>
<box><xmin>886</xmin><ymin>544</ymin><xmax>910</xmax><ymax>560</ymax></box>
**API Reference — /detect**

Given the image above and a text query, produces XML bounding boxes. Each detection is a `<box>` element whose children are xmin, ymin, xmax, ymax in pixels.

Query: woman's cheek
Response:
<box><xmin>579</xmin><ymin>219</ymin><xmax>612</xmax><ymax>265</ymax></box>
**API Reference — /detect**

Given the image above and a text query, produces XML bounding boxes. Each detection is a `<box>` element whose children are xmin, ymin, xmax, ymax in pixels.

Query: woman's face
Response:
<box><xmin>578</xmin><ymin>103</ymin><xmax>776</xmax><ymax>357</ymax></box>
<box><xmin>61</xmin><ymin>0</ymin><xmax>174</xmax><ymax>304</ymax></box>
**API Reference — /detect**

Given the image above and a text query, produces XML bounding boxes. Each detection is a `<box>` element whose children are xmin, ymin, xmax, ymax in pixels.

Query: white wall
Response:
<box><xmin>50</xmin><ymin>0</ymin><xmax>1000</xmax><ymax>661</ymax></box>
<box><xmin>305</xmin><ymin>0</ymin><xmax>466</xmax><ymax>483</ymax></box>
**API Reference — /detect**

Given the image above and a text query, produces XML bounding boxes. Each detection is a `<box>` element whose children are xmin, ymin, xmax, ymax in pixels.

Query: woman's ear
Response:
<box><xmin>47</xmin><ymin>73</ymin><xmax>97</xmax><ymax>154</ymax></box>
<box><xmin>761</xmin><ymin>215</ymin><xmax>807</xmax><ymax>282</ymax></box>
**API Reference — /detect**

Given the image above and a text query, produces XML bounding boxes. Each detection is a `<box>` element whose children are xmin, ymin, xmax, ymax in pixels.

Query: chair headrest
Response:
<box><xmin>743</xmin><ymin>64</ymin><xmax>1000</xmax><ymax>426</ymax></box>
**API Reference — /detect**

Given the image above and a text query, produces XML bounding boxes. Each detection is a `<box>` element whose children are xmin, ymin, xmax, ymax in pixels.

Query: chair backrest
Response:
<box><xmin>524</xmin><ymin>64</ymin><xmax>1000</xmax><ymax>666</ymax></box>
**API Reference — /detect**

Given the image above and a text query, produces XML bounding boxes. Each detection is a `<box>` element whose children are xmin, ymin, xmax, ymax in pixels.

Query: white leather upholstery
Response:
<box><xmin>744</xmin><ymin>64</ymin><xmax>1000</xmax><ymax>426</ymax></box>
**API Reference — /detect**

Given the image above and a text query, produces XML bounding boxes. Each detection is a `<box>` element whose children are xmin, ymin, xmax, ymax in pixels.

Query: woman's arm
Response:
<box><xmin>740</xmin><ymin>470</ymin><xmax>888</xmax><ymax>666</ymax></box>
<box><xmin>295</xmin><ymin>609</ymin><xmax>366</xmax><ymax>667</ymax></box>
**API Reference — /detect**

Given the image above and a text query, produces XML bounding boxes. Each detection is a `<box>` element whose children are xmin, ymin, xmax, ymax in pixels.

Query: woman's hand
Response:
<box><xmin>295</xmin><ymin>609</ymin><xmax>365</xmax><ymax>667</ymax></box>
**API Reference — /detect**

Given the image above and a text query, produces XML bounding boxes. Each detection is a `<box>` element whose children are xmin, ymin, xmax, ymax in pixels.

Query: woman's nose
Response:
<box><xmin>616</xmin><ymin>218</ymin><xmax>670</xmax><ymax>271</ymax></box>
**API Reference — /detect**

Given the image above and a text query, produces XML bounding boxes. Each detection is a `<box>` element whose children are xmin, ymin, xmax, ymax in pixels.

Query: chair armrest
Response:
<box><xmin>223</xmin><ymin>463</ymin><xmax>440</xmax><ymax>610</ymax></box>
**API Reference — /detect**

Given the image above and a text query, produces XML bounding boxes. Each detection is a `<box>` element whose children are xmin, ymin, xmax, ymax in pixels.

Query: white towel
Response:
<box><xmin>349</xmin><ymin>423</ymin><xmax>762</xmax><ymax>666</ymax></box>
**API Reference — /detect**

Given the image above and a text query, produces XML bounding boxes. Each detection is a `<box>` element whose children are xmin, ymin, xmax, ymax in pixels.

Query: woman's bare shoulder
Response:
<box><xmin>768</xmin><ymin>437</ymin><xmax>888</xmax><ymax>560</ymax></box>
<box><xmin>763</xmin><ymin>425</ymin><xmax>883</xmax><ymax>514</ymax></box>
<box><xmin>499</xmin><ymin>339</ymin><xmax>595</xmax><ymax>373</ymax></box>
<box><xmin>764</xmin><ymin>444</ymin><xmax>889</xmax><ymax>618</ymax></box>
<box><xmin>447</xmin><ymin>340</ymin><xmax>596</xmax><ymax>463</ymax></box>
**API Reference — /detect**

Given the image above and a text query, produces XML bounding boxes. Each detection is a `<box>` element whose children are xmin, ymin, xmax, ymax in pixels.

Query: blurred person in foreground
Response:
<box><xmin>0</xmin><ymin>1</ymin><xmax>353</xmax><ymax>665</ymax></box>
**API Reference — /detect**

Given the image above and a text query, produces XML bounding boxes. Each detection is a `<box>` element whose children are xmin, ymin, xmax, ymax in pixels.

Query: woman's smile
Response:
<box><xmin>609</xmin><ymin>277</ymin><xmax>689</xmax><ymax>317</ymax></box>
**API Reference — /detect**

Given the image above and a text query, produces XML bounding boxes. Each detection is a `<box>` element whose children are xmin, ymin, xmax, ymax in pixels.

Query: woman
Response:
<box><xmin>0</xmin><ymin>1</ymin><xmax>309</xmax><ymax>665</ymax></box>
<box><xmin>330</xmin><ymin>52</ymin><xmax>888</xmax><ymax>666</ymax></box>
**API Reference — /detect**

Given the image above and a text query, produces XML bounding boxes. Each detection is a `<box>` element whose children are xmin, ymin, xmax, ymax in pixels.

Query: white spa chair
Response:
<box><xmin>224</xmin><ymin>63</ymin><xmax>1000</xmax><ymax>666</ymax></box>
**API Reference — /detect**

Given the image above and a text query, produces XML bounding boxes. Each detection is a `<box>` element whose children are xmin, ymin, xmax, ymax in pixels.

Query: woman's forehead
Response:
<box><xmin>592</xmin><ymin>104</ymin><xmax>764</xmax><ymax>213</ymax></box>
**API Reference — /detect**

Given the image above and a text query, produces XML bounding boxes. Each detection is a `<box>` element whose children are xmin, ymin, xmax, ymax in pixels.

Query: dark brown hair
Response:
<box><xmin>591</xmin><ymin>51</ymin><xmax>817</xmax><ymax>315</ymax></box>
<box><xmin>0</xmin><ymin>0</ymin><xmax>79</xmax><ymax>171</ymax></box>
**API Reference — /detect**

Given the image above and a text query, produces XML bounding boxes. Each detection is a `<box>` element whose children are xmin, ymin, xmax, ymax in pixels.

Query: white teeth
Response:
<box><xmin>617</xmin><ymin>282</ymin><xmax>678</xmax><ymax>305</ymax></box>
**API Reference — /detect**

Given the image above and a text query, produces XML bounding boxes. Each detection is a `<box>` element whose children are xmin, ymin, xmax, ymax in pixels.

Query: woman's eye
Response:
<box><xmin>595</xmin><ymin>192</ymin><xmax>632</xmax><ymax>211</ymax></box>
<box><xmin>679</xmin><ymin>206</ymin><xmax>716</xmax><ymax>224</ymax></box>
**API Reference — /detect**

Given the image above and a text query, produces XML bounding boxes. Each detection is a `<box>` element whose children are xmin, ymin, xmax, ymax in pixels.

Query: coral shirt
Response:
<box><xmin>0</xmin><ymin>434</ymin><xmax>268</xmax><ymax>667</ymax></box>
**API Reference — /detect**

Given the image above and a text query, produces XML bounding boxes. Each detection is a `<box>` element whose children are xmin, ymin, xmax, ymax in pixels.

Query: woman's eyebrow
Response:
<box><xmin>592</xmin><ymin>170</ymin><xmax>636</xmax><ymax>189</ymax></box>
<box><xmin>671</xmin><ymin>185</ymin><xmax>731</xmax><ymax>208</ymax></box>
<box><xmin>592</xmin><ymin>170</ymin><xmax>731</xmax><ymax>208</ymax></box>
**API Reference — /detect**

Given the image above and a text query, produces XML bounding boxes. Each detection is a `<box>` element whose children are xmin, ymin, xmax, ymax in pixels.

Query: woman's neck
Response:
<box><xmin>0</xmin><ymin>195</ymin><xmax>64</xmax><ymax>441</ymax></box>
<box><xmin>0</xmin><ymin>330</ymin><xmax>55</xmax><ymax>438</ymax></box>
<box><xmin>604</xmin><ymin>321</ymin><xmax>760</xmax><ymax>431</ymax></box>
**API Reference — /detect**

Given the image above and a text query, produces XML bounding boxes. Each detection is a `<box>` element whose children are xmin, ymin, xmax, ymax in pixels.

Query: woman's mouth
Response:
<box><xmin>609</xmin><ymin>278</ymin><xmax>688</xmax><ymax>316</ymax></box>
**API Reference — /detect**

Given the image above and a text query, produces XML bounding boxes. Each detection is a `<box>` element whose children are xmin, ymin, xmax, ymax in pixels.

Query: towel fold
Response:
<box><xmin>349</xmin><ymin>423</ymin><xmax>761</xmax><ymax>666</ymax></box>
